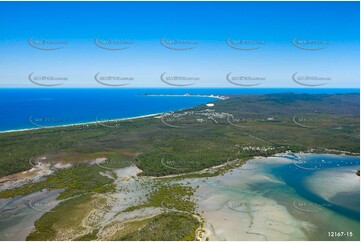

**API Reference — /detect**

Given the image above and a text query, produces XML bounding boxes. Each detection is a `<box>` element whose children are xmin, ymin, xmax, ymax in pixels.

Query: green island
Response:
<box><xmin>0</xmin><ymin>93</ymin><xmax>359</xmax><ymax>240</ymax></box>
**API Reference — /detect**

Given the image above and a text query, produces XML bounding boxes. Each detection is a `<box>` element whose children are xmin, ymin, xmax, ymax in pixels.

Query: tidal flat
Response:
<box><xmin>191</xmin><ymin>154</ymin><xmax>360</xmax><ymax>241</ymax></box>
<box><xmin>0</xmin><ymin>154</ymin><xmax>359</xmax><ymax>241</ymax></box>
<box><xmin>0</xmin><ymin>93</ymin><xmax>359</xmax><ymax>240</ymax></box>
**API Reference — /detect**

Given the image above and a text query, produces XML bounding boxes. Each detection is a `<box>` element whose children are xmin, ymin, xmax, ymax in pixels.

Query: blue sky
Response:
<box><xmin>0</xmin><ymin>1</ymin><xmax>359</xmax><ymax>88</ymax></box>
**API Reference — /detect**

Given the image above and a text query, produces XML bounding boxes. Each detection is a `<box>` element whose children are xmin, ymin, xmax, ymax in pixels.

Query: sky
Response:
<box><xmin>0</xmin><ymin>1</ymin><xmax>359</xmax><ymax>88</ymax></box>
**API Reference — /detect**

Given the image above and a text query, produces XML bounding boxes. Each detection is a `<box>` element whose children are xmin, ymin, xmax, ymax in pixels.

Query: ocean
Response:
<box><xmin>0</xmin><ymin>88</ymin><xmax>359</xmax><ymax>132</ymax></box>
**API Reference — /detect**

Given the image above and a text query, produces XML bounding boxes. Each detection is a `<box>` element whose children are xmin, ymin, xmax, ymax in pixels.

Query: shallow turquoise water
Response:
<box><xmin>194</xmin><ymin>154</ymin><xmax>360</xmax><ymax>241</ymax></box>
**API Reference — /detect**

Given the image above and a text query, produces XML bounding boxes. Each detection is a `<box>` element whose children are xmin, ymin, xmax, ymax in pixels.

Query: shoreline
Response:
<box><xmin>143</xmin><ymin>93</ymin><xmax>229</xmax><ymax>100</ymax></box>
<box><xmin>147</xmin><ymin>152</ymin><xmax>360</xmax><ymax>180</ymax></box>
<box><xmin>0</xmin><ymin>94</ymin><xmax>224</xmax><ymax>135</ymax></box>
<box><xmin>1</xmin><ymin>153</ymin><xmax>358</xmax><ymax>240</ymax></box>
<box><xmin>0</xmin><ymin>113</ymin><xmax>163</xmax><ymax>135</ymax></box>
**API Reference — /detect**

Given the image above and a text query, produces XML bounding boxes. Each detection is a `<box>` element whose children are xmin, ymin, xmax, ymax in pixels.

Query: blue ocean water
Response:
<box><xmin>0</xmin><ymin>88</ymin><xmax>359</xmax><ymax>132</ymax></box>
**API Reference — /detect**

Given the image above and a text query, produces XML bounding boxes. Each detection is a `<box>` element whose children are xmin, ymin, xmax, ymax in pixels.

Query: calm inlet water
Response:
<box><xmin>192</xmin><ymin>154</ymin><xmax>360</xmax><ymax>241</ymax></box>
